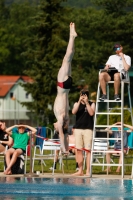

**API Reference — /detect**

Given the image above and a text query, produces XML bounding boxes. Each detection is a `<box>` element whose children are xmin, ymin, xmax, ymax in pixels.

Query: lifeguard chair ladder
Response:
<box><xmin>90</xmin><ymin>70</ymin><xmax>133</xmax><ymax>178</ymax></box>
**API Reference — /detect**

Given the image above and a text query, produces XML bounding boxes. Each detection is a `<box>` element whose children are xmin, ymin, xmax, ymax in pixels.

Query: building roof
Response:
<box><xmin>0</xmin><ymin>75</ymin><xmax>32</xmax><ymax>97</ymax></box>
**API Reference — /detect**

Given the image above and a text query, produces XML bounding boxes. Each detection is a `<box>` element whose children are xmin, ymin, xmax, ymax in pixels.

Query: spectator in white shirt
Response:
<box><xmin>99</xmin><ymin>43</ymin><xmax>131</xmax><ymax>101</ymax></box>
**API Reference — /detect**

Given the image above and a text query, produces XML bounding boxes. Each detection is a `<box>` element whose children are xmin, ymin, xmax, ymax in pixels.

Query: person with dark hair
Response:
<box><xmin>71</xmin><ymin>89</ymin><xmax>95</xmax><ymax>176</ymax></box>
<box><xmin>0</xmin><ymin>121</ymin><xmax>13</xmax><ymax>153</ymax></box>
<box><xmin>4</xmin><ymin>124</ymin><xmax>37</xmax><ymax>175</ymax></box>
<box><xmin>99</xmin><ymin>43</ymin><xmax>131</xmax><ymax>101</ymax></box>
<box><xmin>54</xmin><ymin>22</ymin><xmax>77</xmax><ymax>153</ymax></box>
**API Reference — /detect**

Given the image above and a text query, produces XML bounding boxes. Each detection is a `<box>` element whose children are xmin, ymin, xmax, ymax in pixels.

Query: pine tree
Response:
<box><xmin>91</xmin><ymin>0</ymin><xmax>133</xmax><ymax>15</ymax></box>
<box><xmin>22</xmin><ymin>0</ymin><xmax>69</xmax><ymax>125</ymax></box>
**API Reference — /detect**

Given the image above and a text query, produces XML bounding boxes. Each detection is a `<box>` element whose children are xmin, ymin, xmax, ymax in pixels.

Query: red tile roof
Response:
<box><xmin>0</xmin><ymin>75</ymin><xmax>32</xmax><ymax>97</ymax></box>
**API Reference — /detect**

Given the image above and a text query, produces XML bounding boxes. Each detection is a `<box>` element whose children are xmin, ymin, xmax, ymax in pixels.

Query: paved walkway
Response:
<box><xmin>0</xmin><ymin>172</ymin><xmax>132</xmax><ymax>179</ymax></box>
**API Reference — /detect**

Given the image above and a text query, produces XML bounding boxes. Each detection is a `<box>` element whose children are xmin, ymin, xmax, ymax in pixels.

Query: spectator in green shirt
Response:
<box><xmin>4</xmin><ymin>124</ymin><xmax>37</xmax><ymax>175</ymax></box>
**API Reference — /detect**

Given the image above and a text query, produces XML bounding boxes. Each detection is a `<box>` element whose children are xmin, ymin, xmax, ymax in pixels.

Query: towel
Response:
<box><xmin>35</xmin><ymin>127</ymin><xmax>47</xmax><ymax>149</ymax></box>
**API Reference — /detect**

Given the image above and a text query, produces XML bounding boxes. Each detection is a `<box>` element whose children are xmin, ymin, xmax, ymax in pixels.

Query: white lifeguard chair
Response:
<box><xmin>90</xmin><ymin>69</ymin><xmax>133</xmax><ymax>178</ymax></box>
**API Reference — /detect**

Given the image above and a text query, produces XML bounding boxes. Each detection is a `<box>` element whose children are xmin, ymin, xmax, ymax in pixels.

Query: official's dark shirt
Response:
<box><xmin>74</xmin><ymin>101</ymin><xmax>94</xmax><ymax>130</ymax></box>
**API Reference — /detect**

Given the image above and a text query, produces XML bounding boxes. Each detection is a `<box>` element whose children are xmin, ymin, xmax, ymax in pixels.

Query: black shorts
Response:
<box><xmin>107</xmin><ymin>68</ymin><xmax>119</xmax><ymax>81</ymax></box>
<box><xmin>107</xmin><ymin>69</ymin><xmax>126</xmax><ymax>81</ymax></box>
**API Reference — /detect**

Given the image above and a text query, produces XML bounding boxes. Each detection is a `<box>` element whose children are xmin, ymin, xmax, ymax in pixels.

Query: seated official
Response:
<box><xmin>99</xmin><ymin>43</ymin><xmax>131</xmax><ymax>101</ymax></box>
<box><xmin>105</xmin><ymin>122</ymin><xmax>133</xmax><ymax>173</ymax></box>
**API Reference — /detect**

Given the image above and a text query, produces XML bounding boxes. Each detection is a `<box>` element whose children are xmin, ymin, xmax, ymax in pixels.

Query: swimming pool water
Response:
<box><xmin>0</xmin><ymin>177</ymin><xmax>133</xmax><ymax>200</ymax></box>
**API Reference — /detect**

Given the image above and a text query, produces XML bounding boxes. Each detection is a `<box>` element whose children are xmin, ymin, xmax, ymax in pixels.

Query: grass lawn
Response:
<box><xmin>0</xmin><ymin>150</ymin><xmax>133</xmax><ymax>175</ymax></box>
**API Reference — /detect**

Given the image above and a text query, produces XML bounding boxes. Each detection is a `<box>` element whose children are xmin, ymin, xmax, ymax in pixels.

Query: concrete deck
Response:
<box><xmin>0</xmin><ymin>172</ymin><xmax>132</xmax><ymax>180</ymax></box>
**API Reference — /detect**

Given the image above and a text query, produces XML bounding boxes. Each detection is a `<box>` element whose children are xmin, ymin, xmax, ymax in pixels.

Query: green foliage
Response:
<box><xmin>62</xmin><ymin>0</ymin><xmax>93</xmax><ymax>8</ymax></box>
<box><xmin>72</xmin><ymin>5</ymin><xmax>133</xmax><ymax>68</ymax></box>
<box><xmin>5</xmin><ymin>0</ymin><xmax>40</xmax><ymax>5</ymax></box>
<box><xmin>0</xmin><ymin>0</ymin><xmax>37</xmax><ymax>74</ymax></box>
<box><xmin>97</xmin><ymin>109</ymin><xmax>133</xmax><ymax>125</ymax></box>
<box><xmin>91</xmin><ymin>0</ymin><xmax>133</xmax><ymax>15</ymax></box>
<box><xmin>22</xmin><ymin>0</ymin><xmax>69</xmax><ymax>125</ymax></box>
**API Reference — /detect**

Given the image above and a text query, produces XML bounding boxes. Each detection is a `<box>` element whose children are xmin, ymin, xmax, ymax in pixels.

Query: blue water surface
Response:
<box><xmin>0</xmin><ymin>177</ymin><xmax>133</xmax><ymax>200</ymax></box>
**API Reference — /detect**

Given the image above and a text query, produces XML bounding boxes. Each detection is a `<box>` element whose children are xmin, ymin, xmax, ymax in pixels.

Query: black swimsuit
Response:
<box><xmin>57</xmin><ymin>76</ymin><xmax>72</xmax><ymax>89</ymax></box>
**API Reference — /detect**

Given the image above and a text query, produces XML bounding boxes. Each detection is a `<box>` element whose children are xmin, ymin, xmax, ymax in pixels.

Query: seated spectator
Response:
<box><xmin>99</xmin><ymin>43</ymin><xmax>131</xmax><ymax>101</ymax></box>
<box><xmin>49</xmin><ymin>126</ymin><xmax>79</xmax><ymax>171</ymax></box>
<box><xmin>4</xmin><ymin>124</ymin><xmax>37</xmax><ymax>175</ymax></box>
<box><xmin>0</xmin><ymin>120</ymin><xmax>13</xmax><ymax>153</ymax></box>
<box><xmin>105</xmin><ymin>122</ymin><xmax>133</xmax><ymax>173</ymax></box>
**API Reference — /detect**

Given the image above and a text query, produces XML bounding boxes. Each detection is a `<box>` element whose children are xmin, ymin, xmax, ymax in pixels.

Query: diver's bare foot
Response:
<box><xmin>71</xmin><ymin>171</ymin><xmax>84</xmax><ymax>176</ymax></box>
<box><xmin>70</xmin><ymin>22</ymin><xmax>77</xmax><ymax>37</ymax></box>
<box><xmin>116</xmin><ymin>169</ymin><xmax>120</xmax><ymax>173</ymax></box>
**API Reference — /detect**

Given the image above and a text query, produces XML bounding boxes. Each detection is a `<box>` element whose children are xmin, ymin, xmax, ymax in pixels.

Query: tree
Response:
<box><xmin>5</xmin><ymin>0</ymin><xmax>40</xmax><ymax>5</ymax></box>
<box><xmin>66</xmin><ymin>0</ymin><xmax>133</xmax><ymax>71</ymax></box>
<box><xmin>91</xmin><ymin>0</ymin><xmax>133</xmax><ymax>15</ymax></box>
<box><xmin>62</xmin><ymin>0</ymin><xmax>93</xmax><ymax>8</ymax></box>
<box><xmin>0</xmin><ymin>0</ymin><xmax>36</xmax><ymax>74</ymax></box>
<box><xmin>22</xmin><ymin>0</ymin><xmax>69</xmax><ymax>125</ymax></box>
<box><xmin>67</xmin><ymin>1</ymin><xmax>133</xmax><ymax>109</ymax></box>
